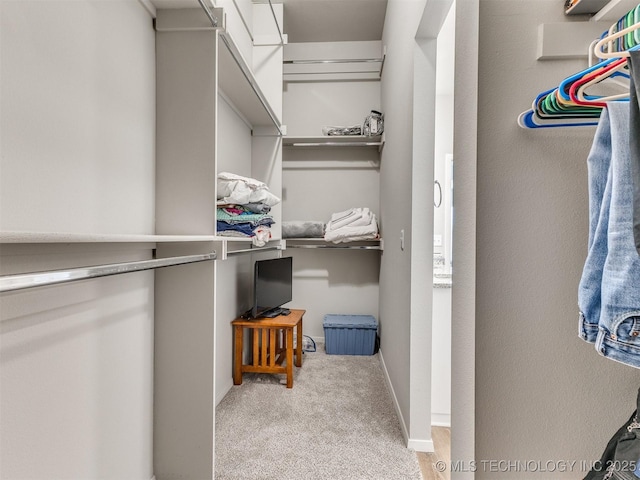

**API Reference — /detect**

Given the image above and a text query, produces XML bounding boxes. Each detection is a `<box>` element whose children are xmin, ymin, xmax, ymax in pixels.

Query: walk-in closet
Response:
<box><xmin>6</xmin><ymin>0</ymin><xmax>640</xmax><ymax>479</ymax></box>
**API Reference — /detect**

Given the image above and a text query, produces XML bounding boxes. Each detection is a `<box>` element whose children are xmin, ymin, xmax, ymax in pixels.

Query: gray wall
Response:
<box><xmin>451</xmin><ymin>0</ymin><xmax>478</xmax><ymax>475</ymax></box>
<box><xmin>380</xmin><ymin>0</ymin><xmax>429</xmax><ymax>442</ymax></box>
<box><xmin>282</xmin><ymin>61</ymin><xmax>382</xmax><ymax>338</ymax></box>
<box><xmin>0</xmin><ymin>1</ymin><xmax>156</xmax><ymax>478</ymax></box>
<box><xmin>473</xmin><ymin>1</ymin><xmax>640</xmax><ymax>478</ymax></box>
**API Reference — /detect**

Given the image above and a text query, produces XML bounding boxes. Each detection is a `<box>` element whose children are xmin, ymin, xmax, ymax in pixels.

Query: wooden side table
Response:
<box><xmin>231</xmin><ymin>309</ymin><xmax>305</xmax><ymax>388</ymax></box>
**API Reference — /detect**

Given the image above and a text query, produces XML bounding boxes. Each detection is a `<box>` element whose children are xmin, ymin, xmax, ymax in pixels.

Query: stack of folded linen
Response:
<box><xmin>282</xmin><ymin>221</ymin><xmax>325</xmax><ymax>239</ymax></box>
<box><xmin>216</xmin><ymin>172</ymin><xmax>280</xmax><ymax>246</ymax></box>
<box><xmin>324</xmin><ymin>207</ymin><xmax>379</xmax><ymax>244</ymax></box>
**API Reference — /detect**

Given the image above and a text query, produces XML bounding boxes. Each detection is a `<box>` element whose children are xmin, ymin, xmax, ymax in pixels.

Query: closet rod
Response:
<box><xmin>287</xmin><ymin>244</ymin><xmax>382</xmax><ymax>250</ymax></box>
<box><xmin>267</xmin><ymin>0</ymin><xmax>284</xmax><ymax>45</ymax></box>
<box><xmin>290</xmin><ymin>142</ymin><xmax>382</xmax><ymax>147</ymax></box>
<box><xmin>226</xmin><ymin>245</ymin><xmax>282</xmax><ymax>256</ymax></box>
<box><xmin>219</xmin><ymin>32</ymin><xmax>284</xmax><ymax>135</ymax></box>
<box><xmin>284</xmin><ymin>53</ymin><xmax>386</xmax><ymax>78</ymax></box>
<box><xmin>0</xmin><ymin>252</ymin><xmax>217</xmax><ymax>293</ymax></box>
<box><xmin>284</xmin><ymin>58</ymin><xmax>383</xmax><ymax>65</ymax></box>
<box><xmin>195</xmin><ymin>0</ymin><xmax>219</xmax><ymax>27</ymax></box>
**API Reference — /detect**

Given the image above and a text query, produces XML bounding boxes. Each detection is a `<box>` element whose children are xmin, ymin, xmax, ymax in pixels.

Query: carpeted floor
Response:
<box><xmin>215</xmin><ymin>349</ymin><xmax>422</xmax><ymax>480</ymax></box>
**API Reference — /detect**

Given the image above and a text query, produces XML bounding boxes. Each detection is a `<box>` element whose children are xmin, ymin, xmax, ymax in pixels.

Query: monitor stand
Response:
<box><xmin>261</xmin><ymin>307</ymin><xmax>290</xmax><ymax>318</ymax></box>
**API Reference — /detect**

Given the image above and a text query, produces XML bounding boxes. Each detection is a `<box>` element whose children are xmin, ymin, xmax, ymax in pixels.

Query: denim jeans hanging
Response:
<box><xmin>629</xmin><ymin>51</ymin><xmax>640</xmax><ymax>257</ymax></box>
<box><xmin>579</xmin><ymin>107</ymin><xmax>613</xmax><ymax>343</ymax></box>
<box><xmin>579</xmin><ymin>102</ymin><xmax>640</xmax><ymax>368</ymax></box>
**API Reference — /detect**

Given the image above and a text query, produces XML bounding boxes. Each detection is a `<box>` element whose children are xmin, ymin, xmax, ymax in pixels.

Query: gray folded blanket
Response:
<box><xmin>282</xmin><ymin>221</ymin><xmax>325</xmax><ymax>238</ymax></box>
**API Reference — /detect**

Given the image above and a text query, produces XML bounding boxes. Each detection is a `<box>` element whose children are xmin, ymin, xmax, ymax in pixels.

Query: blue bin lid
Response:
<box><xmin>323</xmin><ymin>314</ymin><xmax>378</xmax><ymax>329</ymax></box>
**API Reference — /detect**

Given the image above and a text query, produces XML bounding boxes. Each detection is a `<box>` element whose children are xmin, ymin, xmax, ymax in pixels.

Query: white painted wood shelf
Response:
<box><xmin>285</xmin><ymin>237</ymin><xmax>383</xmax><ymax>250</ymax></box>
<box><xmin>565</xmin><ymin>0</ymin><xmax>637</xmax><ymax>19</ymax></box>
<box><xmin>592</xmin><ymin>0</ymin><xmax>639</xmax><ymax>21</ymax></box>
<box><xmin>218</xmin><ymin>30</ymin><xmax>283</xmax><ymax>132</ymax></box>
<box><xmin>283</xmin><ymin>134</ymin><xmax>384</xmax><ymax>151</ymax></box>
<box><xmin>0</xmin><ymin>231</ymin><xmax>218</xmax><ymax>244</ymax></box>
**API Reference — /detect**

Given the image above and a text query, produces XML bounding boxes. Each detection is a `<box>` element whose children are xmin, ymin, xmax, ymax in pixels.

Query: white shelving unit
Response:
<box><xmin>565</xmin><ymin>0</ymin><xmax>637</xmax><ymax>18</ymax></box>
<box><xmin>154</xmin><ymin>3</ymin><xmax>284</xmax><ymax>479</ymax></box>
<box><xmin>0</xmin><ymin>231</ymin><xmax>218</xmax><ymax>243</ymax></box>
<box><xmin>1</xmin><ymin>1</ymin><xmax>284</xmax><ymax>479</ymax></box>
<box><xmin>592</xmin><ymin>0</ymin><xmax>639</xmax><ymax>21</ymax></box>
<box><xmin>285</xmin><ymin>238</ymin><xmax>383</xmax><ymax>250</ymax></box>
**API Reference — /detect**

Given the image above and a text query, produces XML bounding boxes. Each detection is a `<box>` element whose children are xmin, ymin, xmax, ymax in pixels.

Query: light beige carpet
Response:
<box><xmin>215</xmin><ymin>349</ymin><xmax>422</xmax><ymax>480</ymax></box>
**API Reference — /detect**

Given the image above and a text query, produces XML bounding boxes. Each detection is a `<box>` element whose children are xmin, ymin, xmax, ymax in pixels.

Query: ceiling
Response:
<box><xmin>149</xmin><ymin>0</ymin><xmax>388</xmax><ymax>43</ymax></box>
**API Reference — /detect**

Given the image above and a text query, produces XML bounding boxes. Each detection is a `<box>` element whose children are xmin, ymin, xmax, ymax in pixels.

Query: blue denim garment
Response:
<box><xmin>593</xmin><ymin>102</ymin><xmax>640</xmax><ymax>368</ymax></box>
<box><xmin>578</xmin><ymin>108</ymin><xmax>613</xmax><ymax>343</ymax></box>
<box><xmin>630</xmin><ymin>51</ymin><xmax>640</xmax><ymax>255</ymax></box>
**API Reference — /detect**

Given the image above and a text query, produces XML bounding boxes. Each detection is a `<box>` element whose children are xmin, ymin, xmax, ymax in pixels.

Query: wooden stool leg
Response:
<box><xmin>233</xmin><ymin>326</ymin><xmax>243</xmax><ymax>385</ymax></box>
<box><xmin>286</xmin><ymin>327</ymin><xmax>293</xmax><ymax>388</ymax></box>
<box><xmin>295</xmin><ymin>318</ymin><xmax>303</xmax><ymax>367</ymax></box>
<box><xmin>252</xmin><ymin>329</ymin><xmax>259</xmax><ymax>367</ymax></box>
<box><xmin>269</xmin><ymin>328</ymin><xmax>276</xmax><ymax>367</ymax></box>
<box><xmin>261</xmin><ymin>329</ymin><xmax>267</xmax><ymax>366</ymax></box>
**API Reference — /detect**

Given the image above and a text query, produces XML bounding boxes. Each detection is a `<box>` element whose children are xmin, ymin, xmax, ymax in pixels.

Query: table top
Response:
<box><xmin>231</xmin><ymin>308</ymin><xmax>305</xmax><ymax>327</ymax></box>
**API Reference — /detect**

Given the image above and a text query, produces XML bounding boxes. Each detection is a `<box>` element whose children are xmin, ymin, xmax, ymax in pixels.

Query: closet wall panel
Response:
<box><xmin>0</xmin><ymin>3</ymin><xmax>156</xmax><ymax>478</ymax></box>
<box><xmin>0</xmin><ymin>1</ymin><xmax>155</xmax><ymax>235</ymax></box>
<box><xmin>474</xmin><ymin>2</ymin><xmax>640</xmax><ymax>477</ymax></box>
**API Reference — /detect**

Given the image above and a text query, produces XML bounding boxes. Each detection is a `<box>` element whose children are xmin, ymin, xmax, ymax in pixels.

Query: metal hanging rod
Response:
<box><xmin>284</xmin><ymin>70</ymin><xmax>381</xmax><ymax>76</ymax></box>
<box><xmin>0</xmin><ymin>253</ymin><xmax>216</xmax><ymax>293</ymax></box>
<box><xmin>226</xmin><ymin>245</ymin><xmax>282</xmax><ymax>256</ymax></box>
<box><xmin>284</xmin><ymin>51</ymin><xmax>386</xmax><ymax>80</ymax></box>
<box><xmin>284</xmin><ymin>58</ymin><xmax>383</xmax><ymax>65</ymax></box>
<box><xmin>290</xmin><ymin>142</ymin><xmax>382</xmax><ymax>147</ymax></box>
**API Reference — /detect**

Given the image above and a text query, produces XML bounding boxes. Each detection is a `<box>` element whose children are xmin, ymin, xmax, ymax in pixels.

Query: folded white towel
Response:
<box><xmin>326</xmin><ymin>207</ymin><xmax>372</xmax><ymax>231</ymax></box>
<box><xmin>324</xmin><ymin>214</ymin><xmax>379</xmax><ymax>243</ymax></box>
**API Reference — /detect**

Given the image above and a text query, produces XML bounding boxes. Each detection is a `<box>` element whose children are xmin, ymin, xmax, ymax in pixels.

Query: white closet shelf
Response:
<box><xmin>591</xmin><ymin>0</ymin><xmax>638</xmax><ymax>21</ymax></box>
<box><xmin>285</xmin><ymin>238</ymin><xmax>383</xmax><ymax>250</ymax></box>
<box><xmin>283</xmin><ymin>134</ymin><xmax>384</xmax><ymax>151</ymax></box>
<box><xmin>218</xmin><ymin>30</ymin><xmax>283</xmax><ymax>132</ymax></box>
<box><xmin>565</xmin><ymin>0</ymin><xmax>637</xmax><ymax>18</ymax></box>
<box><xmin>154</xmin><ymin>7</ymin><xmax>283</xmax><ymax>133</ymax></box>
<box><xmin>0</xmin><ymin>231</ymin><xmax>218</xmax><ymax>244</ymax></box>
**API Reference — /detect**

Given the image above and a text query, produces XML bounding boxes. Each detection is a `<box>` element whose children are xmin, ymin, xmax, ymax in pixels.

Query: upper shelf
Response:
<box><xmin>565</xmin><ymin>0</ymin><xmax>638</xmax><ymax>20</ymax></box>
<box><xmin>285</xmin><ymin>238</ymin><xmax>384</xmax><ymax>250</ymax></box>
<box><xmin>0</xmin><ymin>231</ymin><xmax>218</xmax><ymax>244</ymax></box>
<box><xmin>283</xmin><ymin>134</ymin><xmax>384</xmax><ymax>151</ymax></box>
<box><xmin>155</xmin><ymin>7</ymin><xmax>283</xmax><ymax>134</ymax></box>
<box><xmin>218</xmin><ymin>30</ymin><xmax>283</xmax><ymax>133</ymax></box>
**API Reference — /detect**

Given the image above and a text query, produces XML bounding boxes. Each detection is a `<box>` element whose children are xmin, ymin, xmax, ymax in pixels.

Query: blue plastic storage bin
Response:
<box><xmin>323</xmin><ymin>314</ymin><xmax>378</xmax><ymax>355</ymax></box>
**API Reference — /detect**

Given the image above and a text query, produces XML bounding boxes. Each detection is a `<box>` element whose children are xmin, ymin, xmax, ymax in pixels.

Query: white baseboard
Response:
<box><xmin>150</xmin><ymin>476</ymin><xmax>156</xmax><ymax>480</ymax></box>
<box><xmin>379</xmin><ymin>349</ymin><xmax>410</xmax><ymax>445</ymax></box>
<box><xmin>379</xmin><ymin>349</ymin><xmax>435</xmax><ymax>453</ymax></box>
<box><xmin>215</xmin><ymin>378</ymin><xmax>233</xmax><ymax>407</ymax></box>
<box><xmin>408</xmin><ymin>437</ymin><xmax>435</xmax><ymax>452</ymax></box>
<box><xmin>432</xmin><ymin>413</ymin><xmax>451</xmax><ymax>428</ymax></box>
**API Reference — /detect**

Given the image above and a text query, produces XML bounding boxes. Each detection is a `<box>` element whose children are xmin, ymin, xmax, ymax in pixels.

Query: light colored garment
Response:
<box><xmin>217</xmin><ymin>172</ymin><xmax>281</xmax><ymax>207</ymax></box>
<box><xmin>326</xmin><ymin>207</ymin><xmax>373</xmax><ymax>231</ymax></box>
<box><xmin>282</xmin><ymin>221</ymin><xmax>325</xmax><ymax>238</ymax></box>
<box><xmin>324</xmin><ymin>207</ymin><xmax>379</xmax><ymax>244</ymax></box>
<box><xmin>252</xmin><ymin>225</ymin><xmax>272</xmax><ymax>247</ymax></box>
